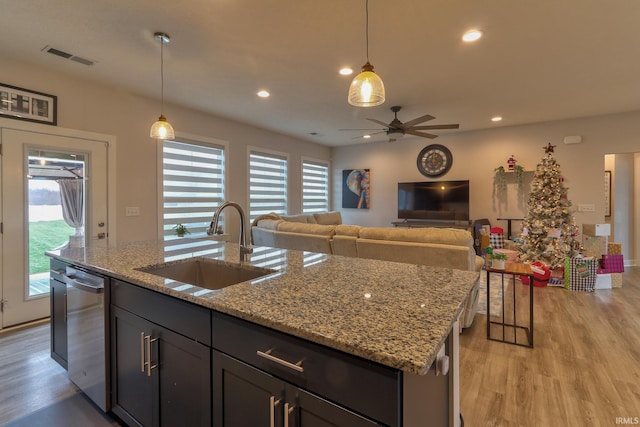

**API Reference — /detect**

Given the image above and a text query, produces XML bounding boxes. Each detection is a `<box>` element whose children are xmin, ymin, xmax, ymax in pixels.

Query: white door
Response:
<box><xmin>1</xmin><ymin>128</ymin><xmax>109</xmax><ymax>328</ymax></box>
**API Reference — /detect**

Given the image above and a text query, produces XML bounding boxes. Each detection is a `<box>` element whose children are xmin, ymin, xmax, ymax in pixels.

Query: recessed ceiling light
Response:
<box><xmin>339</xmin><ymin>67</ymin><xmax>353</xmax><ymax>76</ymax></box>
<box><xmin>257</xmin><ymin>90</ymin><xmax>270</xmax><ymax>98</ymax></box>
<box><xmin>491</xmin><ymin>116</ymin><xmax>503</xmax><ymax>122</ymax></box>
<box><xmin>363</xmin><ymin>134</ymin><xmax>371</xmax><ymax>139</ymax></box>
<box><xmin>462</xmin><ymin>29</ymin><xmax>483</xmax><ymax>42</ymax></box>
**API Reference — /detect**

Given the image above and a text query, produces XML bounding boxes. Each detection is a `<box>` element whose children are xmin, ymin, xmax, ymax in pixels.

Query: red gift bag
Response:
<box><xmin>520</xmin><ymin>261</ymin><xmax>551</xmax><ymax>287</ymax></box>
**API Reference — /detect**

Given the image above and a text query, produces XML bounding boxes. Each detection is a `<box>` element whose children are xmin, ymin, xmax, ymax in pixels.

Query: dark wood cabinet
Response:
<box><xmin>110</xmin><ymin>282</ymin><xmax>211</xmax><ymax>427</ymax></box>
<box><xmin>213</xmin><ymin>351</ymin><xmax>381</xmax><ymax>427</ymax></box>
<box><xmin>50</xmin><ymin>259</ymin><xmax>68</xmax><ymax>369</ymax></box>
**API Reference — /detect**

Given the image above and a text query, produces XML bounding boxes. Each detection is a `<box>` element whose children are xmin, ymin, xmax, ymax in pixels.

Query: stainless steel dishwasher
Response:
<box><xmin>64</xmin><ymin>265</ymin><xmax>109</xmax><ymax>412</ymax></box>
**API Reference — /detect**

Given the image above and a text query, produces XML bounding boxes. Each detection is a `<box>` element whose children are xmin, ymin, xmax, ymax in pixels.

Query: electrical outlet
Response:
<box><xmin>578</xmin><ymin>204</ymin><xmax>595</xmax><ymax>213</ymax></box>
<box><xmin>125</xmin><ymin>206</ymin><xmax>140</xmax><ymax>216</ymax></box>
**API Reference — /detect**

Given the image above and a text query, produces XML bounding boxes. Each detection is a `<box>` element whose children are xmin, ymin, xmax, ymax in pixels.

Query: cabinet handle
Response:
<box><xmin>284</xmin><ymin>403</ymin><xmax>295</xmax><ymax>427</ymax></box>
<box><xmin>269</xmin><ymin>396</ymin><xmax>281</xmax><ymax>427</ymax></box>
<box><xmin>257</xmin><ymin>349</ymin><xmax>304</xmax><ymax>373</ymax></box>
<box><xmin>145</xmin><ymin>335</ymin><xmax>158</xmax><ymax>377</ymax></box>
<box><xmin>140</xmin><ymin>332</ymin><xmax>146</xmax><ymax>372</ymax></box>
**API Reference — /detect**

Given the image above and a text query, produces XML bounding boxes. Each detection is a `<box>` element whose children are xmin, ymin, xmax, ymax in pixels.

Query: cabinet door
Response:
<box><xmin>50</xmin><ymin>278</ymin><xmax>67</xmax><ymax>369</ymax></box>
<box><xmin>213</xmin><ymin>351</ymin><xmax>284</xmax><ymax>427</ymax></box>
<box><xmin>111</xmin><ymin>306</ymin><xmax>155</xmax><ymax>427</ymax></box>
<box><xmin>290</xmin><ymin>385</ymin><xmax>382</xmax><ymax>427</ymax></box>
<box><xmin>155</xmin><ymin>324</ymin><xmax>211</xmax><ymax>427</ymax></box>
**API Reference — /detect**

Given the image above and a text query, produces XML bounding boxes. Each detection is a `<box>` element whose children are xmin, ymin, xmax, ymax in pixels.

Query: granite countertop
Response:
<box><xmin>48</xmin><ymin>239</ymin><xmax>478</xmax><ymax>376</ymax></box>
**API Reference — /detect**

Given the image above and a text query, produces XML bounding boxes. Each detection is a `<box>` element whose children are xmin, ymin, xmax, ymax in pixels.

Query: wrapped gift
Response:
<box><xmin>564</xmin><ymin>256</ymin><xmax>597</xmax><ymax>292</ymax></box>
<box><xmin>611</xmin><ymin>273</ymin><xmax>623</xmax><ymax>288</ymax></box>
<box><xmin>489</xmin><ymin>232</ymin><xmax>505</xmax><ymax>249</ymax></box>
<box><xmin>608</xmin><ymin>242</ymin><xmax>622</xmax><ymax>255</ymax></box>
<box><xmin>582</xmin><ymin>234</ymin><xmax>608</xmax><ymax>258</ymax></box>
<box><xmin>582</xmin><ymin>223</ymin><xmax>611</xmax><ymax>236</ymax></box>
<box><xmin>594</xmin><ymin>273</ymin><xmax>612</xmax><ymax>290</ymax></box>
<box><xmin>600</xmin><ymin>254</ymin><xmax>625</xmax><ymax>273</ymax></box>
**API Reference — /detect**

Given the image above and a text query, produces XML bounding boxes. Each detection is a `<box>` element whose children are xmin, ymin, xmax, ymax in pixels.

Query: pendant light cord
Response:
<box><xmin>365</xmin><ymin>0</ymin><xmax>370</xmax><ymax>62</ymax></box>
<box><xmin>160</xmin><ymin>37</ymin><xmax>165</xmax><ymax>115</ymax></box>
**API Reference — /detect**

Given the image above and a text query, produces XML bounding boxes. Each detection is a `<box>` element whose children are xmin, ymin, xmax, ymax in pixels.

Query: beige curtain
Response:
<box><xmin>56</xmin><ymin>179</ymin><xmax>84</xmax><ymax>229</ymax></box>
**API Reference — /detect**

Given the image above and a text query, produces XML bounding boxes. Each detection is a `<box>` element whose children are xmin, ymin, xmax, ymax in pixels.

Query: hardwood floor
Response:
<box><xmin>460</xmin><ymin>267</ymin><xmax>640</xmax><ymax>426</ymax></box>
<box><xmin>1</xmin><ymin>268</ymin><xmax>638</xmax><ymax>426</ymax></box>
<box><xmin>0</xmin><ymin>322</ymin><xmax>77</xmax><ymax>425</ymax></box>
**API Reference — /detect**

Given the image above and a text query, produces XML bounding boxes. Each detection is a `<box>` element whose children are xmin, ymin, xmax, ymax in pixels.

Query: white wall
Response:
<box><xmin>2</xmin><ymin>59</ymin><xmax>332</xmax><ymax>243</ymax></box>
<box><xmin>331</xmin><ymin>111</ymin><xmax>640</xmax><ymax>265</ymax></box>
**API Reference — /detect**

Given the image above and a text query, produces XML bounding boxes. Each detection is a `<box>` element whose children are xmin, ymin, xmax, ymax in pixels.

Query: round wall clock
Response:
<box><xmin>417</xmin><ymin>144</ymin><xmax>453</xmax><ymax>178</ymax></box>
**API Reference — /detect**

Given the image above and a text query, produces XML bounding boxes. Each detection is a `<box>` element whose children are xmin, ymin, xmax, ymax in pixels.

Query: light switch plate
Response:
<box><xmin>125</xmin><ymin>206</ymin><xmax>140</xmax><ymax>216</ymax></box>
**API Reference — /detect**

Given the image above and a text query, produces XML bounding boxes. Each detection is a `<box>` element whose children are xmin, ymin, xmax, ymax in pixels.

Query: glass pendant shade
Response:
<box><xmin>150</xmin><ymin>114</ymin><xmax>175</xmax><ymax>140</ymax></box>
<box><xmin>348</xmin><ymin>62</ymin><xmax>385</xmax><ymax>107</ymax></box>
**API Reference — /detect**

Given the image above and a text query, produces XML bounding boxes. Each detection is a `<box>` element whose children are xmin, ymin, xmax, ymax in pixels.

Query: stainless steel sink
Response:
<box><xmin>138</xmin><ymin>258</ymin><xmax>274</xmax><ymax>290</ymax></box>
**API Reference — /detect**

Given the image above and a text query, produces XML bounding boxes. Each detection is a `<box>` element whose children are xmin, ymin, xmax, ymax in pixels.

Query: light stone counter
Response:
<box><xmin>48</xmin><ymin>239</ymin><xmax>478</xmax><ymax>375</ymax></box>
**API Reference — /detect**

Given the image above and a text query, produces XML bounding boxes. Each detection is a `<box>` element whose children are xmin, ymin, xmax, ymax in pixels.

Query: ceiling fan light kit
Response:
<box><xmin>348</xmin><ymin>0</ymin><xmax>385</xmax><ymax>107</ymax></box>
<box><xmin>150</xmin><ymin>31</ymin><xmax>175</xmax><ymax>140</ymax></box>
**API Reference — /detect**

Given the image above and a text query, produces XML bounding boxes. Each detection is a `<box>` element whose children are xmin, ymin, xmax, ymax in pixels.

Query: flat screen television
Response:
<box><xmin>398</xmin><ymin>180</ymin><xmax>470</xmax><ymax>221</ymax></box>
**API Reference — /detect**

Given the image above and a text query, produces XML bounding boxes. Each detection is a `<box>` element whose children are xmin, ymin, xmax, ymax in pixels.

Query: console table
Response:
<box><xmin>392</xmin><ymin>220</ymin><xmax>472</xmax><ymax>231</ymax></box>
<box><xmin>485</xmin><ymin>262</ymin><xmax>534</xmax><ymax>348</ymax></box>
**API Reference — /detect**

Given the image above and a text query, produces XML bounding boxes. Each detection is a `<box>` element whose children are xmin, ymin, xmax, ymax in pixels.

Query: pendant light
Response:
<box><xmin>348</xmin><ymin>0</ymin><xmax>385</xmax><ymax>107</ymax></box>
<box><xmin>150</xmin><ymin>32</ymin><xmax>175</xmax><ymax>140</ymax></box>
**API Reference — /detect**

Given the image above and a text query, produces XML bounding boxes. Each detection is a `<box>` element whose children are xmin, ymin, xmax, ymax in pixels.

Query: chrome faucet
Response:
<box><xmin>207</xmin><ymin>201</ymin><xmax>253</xmax><ymax>261</ymax></box>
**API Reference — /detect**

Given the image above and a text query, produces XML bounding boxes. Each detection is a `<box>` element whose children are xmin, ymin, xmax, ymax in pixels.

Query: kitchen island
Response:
<box><xmin>48</xmin><ymin>239</ymin><xmax>478</xmax><ymax>427</ymax></box>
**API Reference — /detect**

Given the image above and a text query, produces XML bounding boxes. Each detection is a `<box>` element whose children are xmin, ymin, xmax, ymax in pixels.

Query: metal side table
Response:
<box><xmin>486</xmin><ymin>262</ymin><xmax>534</xmax><ymax>348</ymax></box>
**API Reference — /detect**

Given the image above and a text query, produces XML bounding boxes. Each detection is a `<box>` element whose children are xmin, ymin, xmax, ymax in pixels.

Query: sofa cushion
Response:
<box><xmin>358</xmin><ymin>227</ymin><xmax>473</xmax><ymax>247</ymax></box>
<box><xmin>335</xmin><ymin>224</ymin><xmax>361</xmax><ymax>236</ymax></box>
<box><xmin>277</xmin><ymin>222</ymin><xmax>337</xmax><ymax>236</ymax></box>
<box><xmin>313</xmin><ymin>211</ymin><xmax>342</xmax><ymax>225</ymax></box>
<box><xmin>255</xmin><ymin>219</ymin><xmax>284</xmax><ymax>230</ymax></box>
<box><xmin>281</xmin><ymin>213</ymin><xmax>316</xmax><ymax>223</ymax></box>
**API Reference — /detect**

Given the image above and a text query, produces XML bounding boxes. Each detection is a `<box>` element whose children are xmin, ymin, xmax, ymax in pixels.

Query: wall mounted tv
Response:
<box><xmin>398</xmin><ymin>180</ymin><xmax>470</xmax><ymax>221</ymax></box>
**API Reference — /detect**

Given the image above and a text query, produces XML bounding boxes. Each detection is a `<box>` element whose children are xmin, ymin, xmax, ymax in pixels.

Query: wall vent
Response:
<box><xmin>42</xmin><ymin>45</ymin><xmax>95</xmax><ymax>66</ymax></box>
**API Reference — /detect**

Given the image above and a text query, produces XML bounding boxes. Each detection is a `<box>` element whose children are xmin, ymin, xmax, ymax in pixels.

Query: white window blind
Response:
<box><xmin>249</xmin><ymin>151</ymin><xmax>287</xmax><ymax>222</ymax></box>
<box><xmin>302</xmin><ymin>160</ymin><xmax>329</xmax><ymax>213</ymax></box>
<box><xmin>163</xmin><ymin>139</ymin><xmax>225</xmax><ymax>260</ymax></box>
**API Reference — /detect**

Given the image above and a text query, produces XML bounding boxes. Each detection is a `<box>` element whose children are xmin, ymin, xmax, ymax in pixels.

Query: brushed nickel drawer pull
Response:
<box><xmin>257</xmin><ymin>349</ymin><xmax>304</xmax><ymax>373</ymax></box>
<box><xmin>145</xmin><ymin>335</ymin><xmax>158</xmax><ymax>377</ymax></box>
<box><xmin>140</xmin><ymin>332</ymin><xmax>146</xmax><ymax>372</ymax></box>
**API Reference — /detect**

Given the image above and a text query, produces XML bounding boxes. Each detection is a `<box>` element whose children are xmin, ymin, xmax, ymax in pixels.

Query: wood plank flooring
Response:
<box><xmin>1</xmin><ymin>268</ymin><xmax>638</xmax><ymax>426</ymax></box>
<box><xmin>460</xmin><ymin>267</ymin><xmax>640</xmax><ymax>426</ymax></box>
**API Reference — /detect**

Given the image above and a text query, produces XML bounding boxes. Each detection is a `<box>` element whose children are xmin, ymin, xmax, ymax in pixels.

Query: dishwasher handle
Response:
<box><xmin>63</xmin><ymin>274</ymin><xmax>104</xmax><ymax>294</ymax></box>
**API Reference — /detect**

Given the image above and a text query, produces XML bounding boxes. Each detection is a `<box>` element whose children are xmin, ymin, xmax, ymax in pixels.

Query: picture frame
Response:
<box><xmin>342</xmin><ymin>169</ymin><xmax>370</xmax><ymax>209</ymax></box>
<box><xmin>0</xmin><ymin>83</ymin><xmax>57</xmax><ymax>125</ymax></box>
<box><xmin>604</xmin><ymin>170</ymin><xmax>611</xmax><ymax>217</ymax></box>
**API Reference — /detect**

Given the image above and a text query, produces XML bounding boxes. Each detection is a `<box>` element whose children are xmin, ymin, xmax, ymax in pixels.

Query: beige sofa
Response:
<box><xmin>252</xmin><ymin>212</ymin><xmax>482</xmax><ymax>328</ymax></box>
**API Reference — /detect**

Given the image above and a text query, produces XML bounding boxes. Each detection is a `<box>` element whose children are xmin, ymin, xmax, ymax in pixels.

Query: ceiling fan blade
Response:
<box><xmin>400</xmin><ymin>114</ymin><xmax>435</xmax><ymax>129</ymax></box>
<box><xmin>411</xmin><ymin>124</ymin><xmax>460</xmax><ymax>130</ymax></box>
<box><xmin>366</xmin><ymin>118</ymin><xmax>392</xmax><ymax>128</ymax></box>
<box><xmin>339</xmin><ymin>128</ymin><xmax>385</xmax><ymax>131</ymax></box>
<box><xmin>405</xmin><ymin>129</ymin><xmax>438</xmax><ymax>139</ymax></box>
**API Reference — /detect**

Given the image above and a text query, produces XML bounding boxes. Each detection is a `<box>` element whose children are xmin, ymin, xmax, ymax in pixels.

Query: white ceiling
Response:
<box><xmin>2</xmin><ymin>0</ymin><xmax>639</xmax><ymax>147</ymax></box>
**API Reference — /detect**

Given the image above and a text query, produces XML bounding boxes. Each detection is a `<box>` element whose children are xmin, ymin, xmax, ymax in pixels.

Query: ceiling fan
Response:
<box><xmin>342</xmin><ymin>106</ymin><xmax>460</xmax><ymax>142</ymax></box>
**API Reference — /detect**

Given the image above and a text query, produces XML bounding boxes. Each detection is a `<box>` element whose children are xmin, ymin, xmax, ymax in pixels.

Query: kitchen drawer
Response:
<box><xmin>111</xmin><ymin>279</ymin><xmax>211</xmax><ymax>346</ymax></box>
<box><xmin>212</xmin><ymin>311</ymin><xmax>400</xmax><ymax>427</ymax></box>
<box><xmin>50</xmin><ymin>258</ymin><xmax>68</xmax><ymax>282</ymax></box>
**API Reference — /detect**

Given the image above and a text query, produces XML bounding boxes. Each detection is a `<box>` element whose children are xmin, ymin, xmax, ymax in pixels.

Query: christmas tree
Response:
<box><xmin>517</xmin><ymin>143</ymin><xmax>579</xmax><ymax>268</ymax></box>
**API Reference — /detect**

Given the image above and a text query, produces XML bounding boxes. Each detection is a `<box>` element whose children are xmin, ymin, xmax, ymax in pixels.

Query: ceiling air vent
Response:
<box><xmin>42</xmin><ymin>45</ymin><xmax>95</xmax><ymax>66</ymax></box>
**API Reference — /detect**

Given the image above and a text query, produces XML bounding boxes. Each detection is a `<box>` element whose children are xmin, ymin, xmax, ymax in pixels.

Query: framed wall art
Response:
<box><xmin>0</xmin><ymin>83</ymin><xmax>57</xmax><ymax>125</ymax></box>
<box><xmin>342</xmin><ymin>169</ymin><xmax>370</xmax><ymax>209</ymax></box>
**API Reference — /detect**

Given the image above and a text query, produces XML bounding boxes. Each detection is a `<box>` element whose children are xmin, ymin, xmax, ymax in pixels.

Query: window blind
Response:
<box><xmin>163</xmin><ymin>140</ymin><xmax>225</xmax><ymax>260</ymax></box>
<box><xmin>249</xmin><ymin>151</ymin><xmax>287</xmax><ymax>222</ymax></box>
<box><xmin>302</xmin><ymin>160</ymin><xmax>329</xmax><ymax>213</ymax></box>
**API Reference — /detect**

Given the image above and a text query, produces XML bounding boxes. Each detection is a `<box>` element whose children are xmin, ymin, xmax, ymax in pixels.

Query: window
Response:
<box><xmin>162</xmin><ymin>139</ymin><xmax>225</xmax><ymax>260</ymax></box>
<box><xmin>302</xmin><ymin>159</ymin><xmax>329</xmax><ymax>213</ymax></box>
<box><xmin>248</xmin><ymin>150</ymin><xmax>288</xmax><ymax>222</ymax></box>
